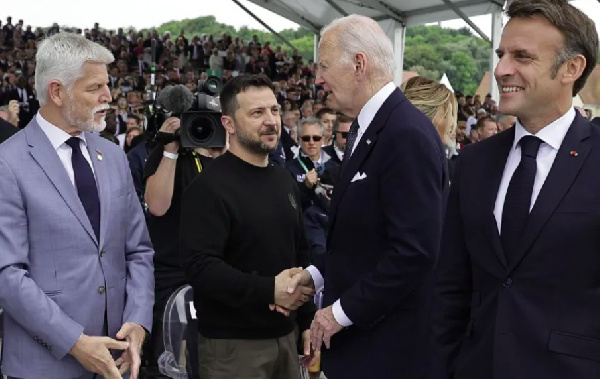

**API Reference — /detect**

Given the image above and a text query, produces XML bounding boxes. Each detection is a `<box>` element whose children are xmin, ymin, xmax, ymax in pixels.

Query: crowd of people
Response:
<box><xmin>1</xmin><ymin>1</ymin><xmax>600</xmax><ymax>379</ymax></box>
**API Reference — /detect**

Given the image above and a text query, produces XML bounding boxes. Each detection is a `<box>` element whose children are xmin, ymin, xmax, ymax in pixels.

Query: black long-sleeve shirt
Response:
<box><xmin>181</xmin><ymin>151</ymin><xmax>315</xmax><ymax>339</ymax></box>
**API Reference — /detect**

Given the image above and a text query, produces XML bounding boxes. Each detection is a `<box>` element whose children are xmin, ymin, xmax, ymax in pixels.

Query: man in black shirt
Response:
<box><xmin>143</xmin><ymin>117</ymin><xmax>225</xmax><ymax>378</ymax></box>
<box><xmin>181</xmin><ymin>74</ymin><xmax>317</xmax><ymax>379</ymax></box>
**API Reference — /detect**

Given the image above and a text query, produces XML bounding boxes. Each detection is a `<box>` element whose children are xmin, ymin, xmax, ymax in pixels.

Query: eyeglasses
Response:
<box><xmin>300</xmin><ymin>135</ymin><xmax>322</xmax><ymax>142</ymax></box>
<box><xmin>336</xmin><ymin>131</ymin><xmax>349</xmax><ymax>138</ymax></box>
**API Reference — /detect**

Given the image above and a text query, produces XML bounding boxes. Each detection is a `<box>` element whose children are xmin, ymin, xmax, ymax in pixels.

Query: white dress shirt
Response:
<box><xmin>334</xmin><ymin>144</ymin><xmax>344</xmax><ymax>162</ymax></box>
<box><xmin>36</xmin><ymin>112</ymin><xmax>96</xmax><ymax>187</ymax></box>
<box><xmin>493</xmin><ymin>107</ymin><xmax>575</xmax><ymax>233</ymax></box>
<box><xmin>306</xmin><ymin>81</ymin><xmax>396</xmax><ymax>327</ymax></box>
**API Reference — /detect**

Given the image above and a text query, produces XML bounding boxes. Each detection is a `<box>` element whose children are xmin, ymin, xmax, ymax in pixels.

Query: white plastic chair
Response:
<box><xmin>157</xmin><ymin>285</ymin><xmax>320</xmax><ymax>379</ymax></box>
<box><xmin>158</xmin><ymin>285</ymin><xmax>194</xmax><ymax>379</ymax></box>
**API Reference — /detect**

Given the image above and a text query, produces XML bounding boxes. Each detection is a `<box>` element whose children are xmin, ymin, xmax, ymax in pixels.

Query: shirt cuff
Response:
<box><xmin>305</xmin><ymin>265</ymin><xmax>324</xmax><ymax>292</ymax></box>
<box><xmin>332</xmin><ymin>299</ymin><xmax>353</xmax><ymax>327</ymax></box>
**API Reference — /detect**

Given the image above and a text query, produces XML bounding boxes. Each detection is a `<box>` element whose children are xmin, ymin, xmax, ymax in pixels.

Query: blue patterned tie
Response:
<box><xmin>341</xmin><ymin>119</ymin><xmax>359</xmax><ymax>170</ymax></box>
<box><xmin>501</xmin><ymin>135</ymin><xmax>542</xmax><ymax>263</ymax></box>
<box><xmin>66</xmin><ymin>137</ymin><xmax>100</xmax><ymax>241</ymax></box>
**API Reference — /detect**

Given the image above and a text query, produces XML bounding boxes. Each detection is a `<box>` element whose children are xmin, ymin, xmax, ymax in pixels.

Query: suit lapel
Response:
<box><xmin>481</xmin><ymin>128</ymin><xmax>515</xmax><ymax>268</ymax></box>
<box><xmin>327</xmin><ymin>89</ymin><xmax>403</xmax><ymax>242</ymax></box>
<box><xmin>26</xmin><ymin>122</ymin><xmax>98</xmax><ymax>244</ymax></box>
<box><xmin>507</xmin><ymin>114</ymin><xmax>591</xmax><ymax>273</ymax></box>
<box><xmin>85</xmin><ymin>134</ymin><xmax>110</xmax><ymax>249</ymax></box>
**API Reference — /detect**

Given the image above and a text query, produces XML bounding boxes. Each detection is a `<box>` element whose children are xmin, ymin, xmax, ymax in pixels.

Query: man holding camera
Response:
<box><xmin>143</xmin><ymin>117</ymin><xmax>226</xmax><ymax>378</ymax></box>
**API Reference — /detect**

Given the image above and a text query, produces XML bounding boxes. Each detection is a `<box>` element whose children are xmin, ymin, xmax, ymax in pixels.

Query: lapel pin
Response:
<box><xmin>96</xmin><ymin>150</ymin><xmax>103</xmax><ymax>161</ymax></box>
<box><xmin>570</xmin><ymin>150</ymin><xmax>578</xmax><ymax>157</ymax></box>
<box><xmin>366</xmin><ymin>139</ymin><xmax>371</xmax><ymax>145</ymax></box>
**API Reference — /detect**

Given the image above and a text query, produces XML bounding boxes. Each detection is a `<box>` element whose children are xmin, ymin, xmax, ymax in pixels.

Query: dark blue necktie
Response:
<box><xmin>66</xmin><ymin>137</ymin><xmax>100</xmax><ymax>241</ymax></box>
<box><xmin>341</xmin><ymin>119</ymin><xmax>360</xmax><ymax>170</ymax></box>
<box><xmin>501</xmin><ymin>135</ymin><xmax>542</xmax><ymax>263</ymax></box>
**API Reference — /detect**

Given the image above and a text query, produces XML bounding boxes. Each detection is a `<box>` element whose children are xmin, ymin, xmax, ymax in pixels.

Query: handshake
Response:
<box><xmin>270</xmin><ymin>267</ymin><xmax>315</xmax><ymax>316</ymax></box>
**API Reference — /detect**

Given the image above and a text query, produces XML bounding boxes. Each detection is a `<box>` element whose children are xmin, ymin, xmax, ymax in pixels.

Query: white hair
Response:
<box><xmin>35</xmin><ymin>32</ymin><xmax>114</xmax><ymax>106</ymax></box>
<box><xmin>296</xmin><ymin>117</ymin><xmax>325</xmax><ymax>138</ymax></box>
<box><xmin>320</xmin><ymin>15</ymin><xmax>394</xmax><ymax>81</ymax></box>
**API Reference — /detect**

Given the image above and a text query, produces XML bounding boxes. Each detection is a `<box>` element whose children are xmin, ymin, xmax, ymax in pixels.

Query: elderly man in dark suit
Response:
<box><xmin>432</xmin><ymin>1</ymin><xmax>600</xmax><ymax>378</ymax></box>
<box><xmin>285</xmin><ymin>14</ymin><xmax>448</xmax><ymax>379</ymax></box>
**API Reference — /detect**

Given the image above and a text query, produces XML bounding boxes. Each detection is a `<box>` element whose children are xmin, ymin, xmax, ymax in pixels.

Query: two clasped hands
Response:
<box><xmin>270</xmin><ymin>267</ymin><xmax>344</xmax><ymax>366</ymax></box>
<box><xmin>69</xmin><ymin>322</ymin><xmax>146</xmax><ymax>379</ymax></box>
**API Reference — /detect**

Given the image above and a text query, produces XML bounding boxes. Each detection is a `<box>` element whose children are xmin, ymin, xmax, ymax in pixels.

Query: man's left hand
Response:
<box><xmin>310</xmin><ymin>306</ymin><xmax>343</xmax><ymax>352</ymax></box>
<box><xmin>115</xmin><ymin>322</ymin><xmax>146</xmax><ymax>379</ymax></box>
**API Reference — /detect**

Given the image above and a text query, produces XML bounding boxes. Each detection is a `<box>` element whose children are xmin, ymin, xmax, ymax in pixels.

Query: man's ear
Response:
<box><xmin>221</xmin><ymin>115</ymin><xmax>235</xmax><ymax>134</ymax></box>
<box><xmin>561</xmin><ymin>54</ymin><xmax>586</xmax><ymax>87</ymax></box>
<box><xmin>48</xmin><ymin>80</ymin><xmax>66</xmax><ymax>107</ymax></box>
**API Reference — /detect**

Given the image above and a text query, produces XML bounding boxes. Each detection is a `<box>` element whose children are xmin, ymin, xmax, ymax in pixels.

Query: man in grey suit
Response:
<box><xmin>0</xmin><ymin>32</ymin><xmax>154</xmax><ymax>379</ymax></box>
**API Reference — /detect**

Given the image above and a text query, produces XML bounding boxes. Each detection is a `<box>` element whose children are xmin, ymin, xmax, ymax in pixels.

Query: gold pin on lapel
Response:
<box><xmin>96</xmin><ymin>150</ymin><xmax>103</xmax><ymax>161</ymax></box>
<box><xmin>570</xmin><ymin>150</ymin><xmax>578</xmax><ymax>157</ymax></box>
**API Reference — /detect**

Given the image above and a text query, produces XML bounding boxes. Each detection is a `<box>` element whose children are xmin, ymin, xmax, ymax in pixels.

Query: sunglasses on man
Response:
<box><xmin>300</xmin><ymin>135</ymin><xmax>322</xmax><ymax>142</ymax></box>
<box><xmin>336</xmin><ymin>131</ymin><xmax>348</xmax><ymax>138</ymax></box>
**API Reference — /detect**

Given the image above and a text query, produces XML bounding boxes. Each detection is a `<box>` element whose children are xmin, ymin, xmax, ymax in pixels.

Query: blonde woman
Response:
<box><xmin>401</xmin><ymin>76</ymin><xmax>458</xmax><ymax>151</ymax></box>
<box><xmin>401</xmin><ymin>76</ymin><xmax>459</xmax><ymax>177</ymax></box>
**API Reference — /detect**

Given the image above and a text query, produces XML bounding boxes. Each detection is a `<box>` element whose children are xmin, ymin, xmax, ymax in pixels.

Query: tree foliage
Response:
<box><xmin>404</xmin><ymin>25</ymin><xmax>491</xmax><ymax>93</ymax></box>
<box><xmin>137</xmin><ymin>17</ymin><xmax>491</xmax><ymax>93</ymax></box>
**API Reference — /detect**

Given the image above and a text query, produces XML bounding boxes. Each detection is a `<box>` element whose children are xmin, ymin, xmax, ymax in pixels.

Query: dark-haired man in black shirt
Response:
<box><xmin>181</xmin><ymin>74</ymin><xmax>317</xmax><ymax>379</ymax></box>
<box><xmin>143</xmin><ymin>117</ymin><xmax>226</xmax><ymax>378</ymax></box>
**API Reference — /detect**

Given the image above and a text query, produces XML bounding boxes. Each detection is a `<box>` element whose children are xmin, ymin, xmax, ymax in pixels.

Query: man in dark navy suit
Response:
<box><xmin>322</xmin><ymin>113</ymin><xmax>353</xmax><ymax>165</ymax></box>
<box><xmin>433</xmin><ymin>1</ymin><xmax>600</xmax><ymax>378</ymax></box>
<box><xmin>285</xmin><ymin>14</ymin><xmax>448</xmax><ymax>379</ymax></box>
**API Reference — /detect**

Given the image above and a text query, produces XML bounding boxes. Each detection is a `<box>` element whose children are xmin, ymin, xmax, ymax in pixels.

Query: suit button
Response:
<box><xmin>100</xmin><ymin>250</ymin><xmax>105</xmax><ymax>258</ymax></box>
<box><xmin>97</xmin><ymin>286</ymin><xmax>106</xmax><ymax>294</ymax></box>
<box><xmin>503</xmin><ymin>278</ymin><xmax>513</xmax><ymax>288</ymax></box>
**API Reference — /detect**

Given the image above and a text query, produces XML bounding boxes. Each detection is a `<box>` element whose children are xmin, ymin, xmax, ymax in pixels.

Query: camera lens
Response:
<box><xmin>189</xmin><ymin>115</ymin><xmax>215</xmax><ymax>142</ymax></box>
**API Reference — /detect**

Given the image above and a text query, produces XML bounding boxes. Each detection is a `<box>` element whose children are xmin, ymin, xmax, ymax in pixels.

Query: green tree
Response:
<box><xmin>446</xmin><ymin>51</ymin><xmax>480</xmax><ymax>94</ymax></box>
<box><xmin>409</xmin><ymin>65</ymin><xmax>441</xmax><ymax>82</ymax></box>
<box><xmin>133</xmin><ymin>16</ymin><xmax>493</xmax><ymax>90</ymax></box>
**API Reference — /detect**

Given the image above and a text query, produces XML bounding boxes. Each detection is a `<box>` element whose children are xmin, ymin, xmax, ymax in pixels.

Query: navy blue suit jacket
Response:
<box><xmin>315</xmin><ymin>88</ymin><xmax>448</xmax><ymax>378</ymax></box>
<box><xmin>433</xmin><ymin>114</ymin><xmax>600</xmax><ymax>378</ymax></box>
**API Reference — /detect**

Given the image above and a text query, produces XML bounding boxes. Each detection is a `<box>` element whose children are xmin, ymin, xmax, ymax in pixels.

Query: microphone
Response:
<box><xmin>156</xmin><ymin>84</ymin><xmax>195</xmax><ymax>114</ymax></box>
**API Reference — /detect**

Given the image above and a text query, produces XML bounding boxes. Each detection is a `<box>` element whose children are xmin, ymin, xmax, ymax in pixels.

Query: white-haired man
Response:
<box><xmin>284</xmin><ymin>14</ymin><xmax>448</xmax><ymax>379</ymax></box>
<box><xmin>0</xmin><ymin>32</ymin><xmax>154</xmax><ymax>379</ymax></box>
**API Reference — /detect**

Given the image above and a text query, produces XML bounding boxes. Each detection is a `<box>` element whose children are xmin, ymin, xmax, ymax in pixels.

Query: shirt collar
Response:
<box><xmin>357</xmin><ymin>82</ymin><xmax>396</xmax><ymax>131</ymax></box>
<box><xmin>513</xmin><ymin>107</ymin><xmax>575</xmax><ymax>151</ymax></box>
<box><xmin>36</xmin><ymin>112</ymin><xmax>87</xmax><ymax>150</ymax></box>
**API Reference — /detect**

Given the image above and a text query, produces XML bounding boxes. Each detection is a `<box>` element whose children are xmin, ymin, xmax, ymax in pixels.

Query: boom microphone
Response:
<box><xmin>157</xmin><ymin>84</ymin><xmax>195</xmax><ymax>114</ymax></box>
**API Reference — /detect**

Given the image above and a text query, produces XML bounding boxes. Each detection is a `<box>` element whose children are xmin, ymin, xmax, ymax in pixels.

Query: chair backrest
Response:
<box><xmin>158</xmin><ymin>285</ymin><xmax>194</xmax><ymax>379</ymax></box>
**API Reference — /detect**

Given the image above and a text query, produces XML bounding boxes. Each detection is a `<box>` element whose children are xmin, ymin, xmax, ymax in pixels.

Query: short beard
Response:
<box><xmin>236</xmin><ymin>122</ymin><xmax>278</xmax><ymax>155</ymax></box>
<box><xmin>237</xmin><ymin>131</ymin><xmax>277</xmax><ymax>155</ymax></box>
<box><xmin>64</xmin><ymin>93</ymin><xmax>108</xmax><ymax>133</ymax></box>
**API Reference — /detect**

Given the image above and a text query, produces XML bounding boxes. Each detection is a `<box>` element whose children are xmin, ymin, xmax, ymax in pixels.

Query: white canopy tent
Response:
<box><xmin>238</xmin><ymin>0</ymin><xmax>509</xmax><ymax>100</ymax></box>
<box><xmin>440</xmin><ymin>73</ymin><xmax>455</xmax><ymax>92</ymax></box>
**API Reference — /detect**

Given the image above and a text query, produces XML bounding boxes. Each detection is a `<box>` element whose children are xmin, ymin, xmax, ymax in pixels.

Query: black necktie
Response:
<box><xmin>501</xmin><ymin>135</ymin><xmax>542</xmax><ymax>263</ymax></box>
<box><xmin>341</xmin><ymin>120</ymin><xmax>360</xmax><ymax>169</ymax></box>
<box><xmin>66</xmin><ymin>137</ymin><xmax>100</xmax><ymax>241</ymax></box>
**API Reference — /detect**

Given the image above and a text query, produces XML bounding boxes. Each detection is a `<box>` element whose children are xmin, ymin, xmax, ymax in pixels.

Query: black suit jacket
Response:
<box><xmin>0</xmin><ymin>87</ymin><xmax>20</xmax><ymax>106</ymax></box>
<box><xmin>322</xmin><ymin>144</ymin><xmax>342</xmax><ymax>165</ymax></box>
<box><xmin>280</xmin><ymin>127</ymin><xmax>297</xmax><ymax>161</ymax></box>
<box><xmin>315</xmin><ymin>88</ymin><xmax>448</xmax><ymax>378</ymax></box>
<box><xmin>433</xmin><ymin>113</ymin><xmax>600</xmax><ymax>379</ymax></box>
<box><xmin>0</xmin><ymin>118</ymin><xmax>18</xmax><ymax>145</ymax></box>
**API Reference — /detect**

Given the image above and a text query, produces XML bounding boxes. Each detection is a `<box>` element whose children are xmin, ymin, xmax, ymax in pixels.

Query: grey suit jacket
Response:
<box><xmin>0</xmin><ymin>117</ymin><xmax>154</xmax><ymax>379</ymax></box>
